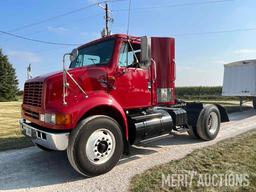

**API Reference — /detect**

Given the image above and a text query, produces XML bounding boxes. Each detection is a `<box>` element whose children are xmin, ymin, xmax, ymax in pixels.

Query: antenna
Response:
<box><xmin>98</xmin><ymin>2</ymin><xmax>113</xmax><ymax>37</ymax></box>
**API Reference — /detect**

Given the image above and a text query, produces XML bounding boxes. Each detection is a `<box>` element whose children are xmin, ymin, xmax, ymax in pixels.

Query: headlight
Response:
<box><xmin>40</xmin><ymin>113</ymin><xmax>56</xmax><ymax>124</ymax></box>
<box><xmin>39</xmin><ymin>113</ymin><xmax>71</xmax><ymax>125</ymax></box>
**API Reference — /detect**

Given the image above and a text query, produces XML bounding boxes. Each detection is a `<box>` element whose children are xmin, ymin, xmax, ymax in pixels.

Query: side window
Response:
<box><xmin>118</xmin><ymin>42</ymin><xmax>141</xmax><ymax>67</ymax></box>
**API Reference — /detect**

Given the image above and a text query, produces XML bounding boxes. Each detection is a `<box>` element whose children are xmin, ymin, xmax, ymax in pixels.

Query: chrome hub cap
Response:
<box><xmin>207</xmin><ymin>112</ymin><xmax>218</xmax><ymax>134</ymax></box>
<box><xmin>86</xmin><ymin>129</ymin><xmax>116</xmax><ymax>165</ymax></box>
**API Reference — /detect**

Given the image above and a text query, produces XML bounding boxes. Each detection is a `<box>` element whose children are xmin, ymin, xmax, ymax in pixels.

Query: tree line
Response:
<box><xmin>0</xmin><ymin>49</ymin><xmax>19</xmax><ymax>102</ymax></box>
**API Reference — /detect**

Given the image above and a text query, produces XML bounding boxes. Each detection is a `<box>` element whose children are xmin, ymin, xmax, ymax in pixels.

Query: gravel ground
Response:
<box><xmin>0</xmin><ymin>110</ymin><xmax>256</xmax><ymax>192</ymax></box>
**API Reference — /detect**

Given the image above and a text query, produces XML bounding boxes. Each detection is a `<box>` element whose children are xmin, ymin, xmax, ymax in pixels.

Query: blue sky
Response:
<box><xmin>1</xmin><ymin>0</ymin><xmax>256</xmax><ymax>89</ymax></box>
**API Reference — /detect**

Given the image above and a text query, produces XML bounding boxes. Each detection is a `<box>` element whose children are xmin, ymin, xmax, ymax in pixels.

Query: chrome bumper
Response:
<box><xmin>19</xmin><ymin>119</ymin><xmax>70</xmax><ymax>151</ymax></box>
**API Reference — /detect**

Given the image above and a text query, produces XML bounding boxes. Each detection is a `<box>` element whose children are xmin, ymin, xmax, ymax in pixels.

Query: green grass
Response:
<box><xmin>130</xmin><ymin>131</ymin><xmax>256</xmax><ymax>192</ymax></box>
<box><xmin>0</xmin><ymin>102</ymin><xmax>33</xmax><ymax>151</ymax></box>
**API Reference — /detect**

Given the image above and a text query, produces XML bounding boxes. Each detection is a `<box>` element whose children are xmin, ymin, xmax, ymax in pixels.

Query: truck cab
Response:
<box><xmin>20</xmin><ymin>34</ymin><xmax>228</xmax><ymax>176</ymax></box>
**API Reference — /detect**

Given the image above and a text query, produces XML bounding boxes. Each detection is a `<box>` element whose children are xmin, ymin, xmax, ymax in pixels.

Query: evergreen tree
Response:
<box><xmin>0</xmin><ymin>49</ymin><xmax>19</xmax><ymax>101</ymax></box>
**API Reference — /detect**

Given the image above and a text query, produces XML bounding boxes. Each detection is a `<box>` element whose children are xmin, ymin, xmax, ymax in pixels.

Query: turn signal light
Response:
<box><xmin>56</xmin><ymin>114</ymin><xmax>72</xmax><ymax>125</ymax></box>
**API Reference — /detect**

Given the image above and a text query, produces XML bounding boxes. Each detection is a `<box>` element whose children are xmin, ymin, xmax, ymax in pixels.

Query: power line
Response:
<box><xmin>173</xmin><ymin>27</ymin><xmax>256</xmax><ymax>37</ymax></box>
<box><xmin>0</xmin><ymin>30</ymin><xmax>81</xmax><ymax>46</ymax></box>
<box><xmin>8</xmin><ymin>0</ymin><xmax>127</xmax><ymax>33</ymax></box>
<box><xmin>113</xmin><ymin>0</ymin><xmax>236</xmax><ymax>12</ymax></box>
<box><xmin>1</xmin><ymin>13</ymin><xmax>102</xmax><ymax>43</ymax></box>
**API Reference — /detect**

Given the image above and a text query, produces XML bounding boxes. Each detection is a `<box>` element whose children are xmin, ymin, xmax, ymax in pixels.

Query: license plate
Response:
<box><xmin>25</xmin><ymin>127</ymin><xmax>32</xmax><ymax>137</ymax></box>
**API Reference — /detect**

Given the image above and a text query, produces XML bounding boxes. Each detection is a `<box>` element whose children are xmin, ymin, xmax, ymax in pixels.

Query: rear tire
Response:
<box><xmin>67</xmin><ymin>115</ymin><xmax>123</xmax><ymax>177</ymax></box>
<box><xmin>187</xmin><ymin>126</ymin><xmax>200</xmax><ymax>139</ymax></box>
<box><xmin>196</xmin><ymin>105</ymin><xmax>221</xmax><ymax>141</ymax></box>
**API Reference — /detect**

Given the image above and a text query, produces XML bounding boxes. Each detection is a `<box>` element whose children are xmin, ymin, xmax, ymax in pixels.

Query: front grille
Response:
<box><xmin>24</xmin><ymin>82</ymin><xmax>43</xmax><ymax>107</ymax></box>
<box><xmin>24</xmin><ymin>109</ymin><xmax>40</xmax><ymax>119</ymax></box>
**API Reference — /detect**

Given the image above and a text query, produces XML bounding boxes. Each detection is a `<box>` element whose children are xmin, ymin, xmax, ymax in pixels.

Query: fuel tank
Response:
<box><xmin>128</xmin><ymin>108</ymin><xmax>173</xmax><ymax>144</ymax></box>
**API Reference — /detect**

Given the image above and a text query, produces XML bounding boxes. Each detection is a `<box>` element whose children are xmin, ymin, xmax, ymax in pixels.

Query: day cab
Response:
<box><xmin>20</xmin><ymin>34</ymin><xmax>229</xmax><ymax>176</ymax></box>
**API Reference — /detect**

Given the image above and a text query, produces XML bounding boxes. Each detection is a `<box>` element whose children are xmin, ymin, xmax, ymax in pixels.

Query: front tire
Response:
<box><xmin>196</xmin><ymin>105</ymin><xmax>221</xmax><ymax>141</ymax></box>
<box><xmin>67</xmin><ymin>115</ymin><xmax>123</xmax><ymax>177</ymax></box>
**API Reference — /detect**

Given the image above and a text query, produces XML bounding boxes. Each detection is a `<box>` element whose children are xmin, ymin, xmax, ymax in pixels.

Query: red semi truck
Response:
<box><xmin>20</xmin><ymin>34</ymin><xmax>229</xmax><ymax>176</ymax></box>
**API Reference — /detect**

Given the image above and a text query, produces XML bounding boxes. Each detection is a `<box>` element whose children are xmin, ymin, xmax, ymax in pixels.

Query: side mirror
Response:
<box><xmin>70</xmin><ymin>48</ymin><xmax>78</xmax><ymax>62</ymax></box>
<box><xmin>140</xmin><ymin>36</ymin><xmax>151</xmax><ymax>68</ymax></box>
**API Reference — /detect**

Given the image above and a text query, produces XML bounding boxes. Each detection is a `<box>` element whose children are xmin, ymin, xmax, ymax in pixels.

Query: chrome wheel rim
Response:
<box><xmin>86</xmin><ymin>128</ymin><xmax>116</xmax><ymax>165</ymax></box>
<box><xmin>207</xmin><ymin>112</ymin><xmax>219</xmax><ymax>135</ymax></box>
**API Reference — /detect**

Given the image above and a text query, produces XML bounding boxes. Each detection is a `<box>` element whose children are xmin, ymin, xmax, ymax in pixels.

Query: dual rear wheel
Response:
<box><xmin>188</xmin><ymin>105</ymin><xmax>221</xmax><ymax>141</ymax></box>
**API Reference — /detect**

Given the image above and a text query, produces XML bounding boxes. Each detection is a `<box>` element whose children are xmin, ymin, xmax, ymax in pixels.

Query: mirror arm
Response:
<box><xmin>63</xmin><ymin>53</ymin><xmax>71</xmax><ymax>105</ymax></box>
<box><xmin>62</xmin><ymin>51</ymin><xmax>88</xmax><ymax>106</ymax></box>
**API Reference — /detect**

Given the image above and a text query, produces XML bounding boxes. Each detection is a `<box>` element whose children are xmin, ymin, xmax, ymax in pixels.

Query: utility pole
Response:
<box><xmin>98</xmin><ymin>2</ymin><xmax>113</xmax><ymax>37</ymax></box>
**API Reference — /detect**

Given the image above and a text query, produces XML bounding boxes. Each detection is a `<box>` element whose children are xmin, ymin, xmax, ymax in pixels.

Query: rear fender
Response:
<box><xmin>184</xmin><ymin>102</ymin><xmax>229</xmax><ymax>127</ymax></box>
<box><xmin>215</xmin><ymin>104</ymin><xmax>229</xmax><ymax>122</ymax></box>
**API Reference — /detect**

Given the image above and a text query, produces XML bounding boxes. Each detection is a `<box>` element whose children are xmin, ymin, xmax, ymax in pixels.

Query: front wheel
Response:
<box><xmin>67</xmin><ymin>115</ymin><xmax>123</xmax><ymax>177</ymax></box>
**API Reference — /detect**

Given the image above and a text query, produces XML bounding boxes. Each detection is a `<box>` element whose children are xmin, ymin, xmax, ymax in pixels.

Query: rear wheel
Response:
<box><xmin>196</xmin><ymin>105</ymin><xmax>221</xmax><ymax>141</ymax></box>
<box><xmin>67</xmin><ymin>115</ymin><xmax>123</xmax><ymax>177</ymax></box>
<box><xmin>187</xmin><ymin>126</ymin><xmax>200</xmax><ymax>139</ymax></box>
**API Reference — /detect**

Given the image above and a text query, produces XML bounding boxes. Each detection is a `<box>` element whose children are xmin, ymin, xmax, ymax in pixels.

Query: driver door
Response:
<box><xmin>110</xmin><ymin>41</ymin><xmax>152</xmax><ymax>109</ymax></box>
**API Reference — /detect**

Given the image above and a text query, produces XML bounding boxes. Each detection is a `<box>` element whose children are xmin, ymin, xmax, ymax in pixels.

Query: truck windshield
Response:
<box><xmin>70</xmin><ymin>39</ymin><xmax>115</xmax><ymax>68</ymax></box>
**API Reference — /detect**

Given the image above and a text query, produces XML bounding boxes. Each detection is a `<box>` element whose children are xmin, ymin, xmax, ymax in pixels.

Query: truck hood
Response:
<box><xmin>25</xmin><ymin>66</ymin><xmax>108</xmax><ymax>108</ymax></box>
<box><xmin>26</xmin><ymin>66</ymin><xmax>108</xmax><ymax>83</ymax></box>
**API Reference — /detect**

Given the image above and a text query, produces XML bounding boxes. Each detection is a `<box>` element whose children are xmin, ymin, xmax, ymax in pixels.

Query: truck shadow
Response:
<box><xmin>228</xmin><ymin>109</ymin><xmax>256</xmax><ymax>121</ymax></box>
<box><xmin>0</xmin><ymin>132</ymin><xmax>202</xmax><ymax>190</ymax></box>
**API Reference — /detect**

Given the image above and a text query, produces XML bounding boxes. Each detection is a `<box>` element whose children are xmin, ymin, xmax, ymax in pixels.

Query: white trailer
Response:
<box><xmin>222</xmin><ymin>59</ymin><xmax>256</xmax><ymax>109</ymax></box>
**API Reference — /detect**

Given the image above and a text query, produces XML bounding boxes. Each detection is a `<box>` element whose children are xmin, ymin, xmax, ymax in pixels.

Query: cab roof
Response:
<box><xmin>77</xmin><ymin>34</ymin><xmax>140</xmax><ymax>50</ymax></box>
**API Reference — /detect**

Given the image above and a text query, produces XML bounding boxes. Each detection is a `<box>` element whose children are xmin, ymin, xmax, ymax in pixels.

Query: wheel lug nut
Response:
<box><xmin>97</xmin><ymin>153</ymin><xmax>100</xmax><ymax>156</ymax></box>
<box><xmin>106</xmin><ymin>139</ymin><xmax>108</xmax><ymax>141</ymax></box>
<box><xmin>94</xmin><ymin>150</ymin><xmax>97</xmax><ymax>152</ymax></box>
<box><xmin>108</xmin><ymin>143</ymin><xmax>111</xmax><ymax>145</ymax></box>
<box><xmin>108</xmin><ymin>148</ymin><xmax>111</xmax><ymax>150</ymax></box>
<box><xmin>102</xmin><ymin>137</ymin><xmax>105</xmax><ymax>140</ymax></box>
<box><xmin>101</xmin><ymin>154</ymin><xmax>104</xmax><ymax>157</ymax></box>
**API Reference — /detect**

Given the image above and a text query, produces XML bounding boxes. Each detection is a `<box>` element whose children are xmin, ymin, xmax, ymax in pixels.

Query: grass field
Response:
<box><xmin>130</xmin><ymin>130</ymin><xmax>256</xmax><ymax>192</ymax></box>
<box><xmin>0</xmin><ymin>102</ymin><xmax>33</xmax><ymax>151</ymax></box>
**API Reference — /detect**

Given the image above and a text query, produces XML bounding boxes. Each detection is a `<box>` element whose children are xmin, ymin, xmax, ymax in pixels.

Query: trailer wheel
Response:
<box><xmin>196</xmin><ymin>105</ymin><xmax>221</xmax><ymax>141</ymax></box>
<box><xmin>67</xmin><ymin>115</ymin><xmax>123</xmax><ymax>177</ymax></box>
<box><xmin>253</xmin><ymin>97</ymin><xmax>256</xmax><ymax>109</ymax></box>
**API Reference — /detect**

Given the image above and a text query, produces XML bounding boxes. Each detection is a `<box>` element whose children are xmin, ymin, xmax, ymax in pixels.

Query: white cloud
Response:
<box><xmin>47</xmin><ymin>26</ymin><xmax>68</xmax><ymax>33</ymax></box>
<box><xmin>234</xmin><ymin>49</ymin><xmax>256</xmax><ymax>54</ymax></box>
<box><xmin>8</xmin><ymin>51</ymin><xmax>41</xmax><ymax>63</ymax></box>
<box><xmin>214</xmin><ymin>60</ymin><xmax>229</xmax><ymax>64</ymax></box>
<box><xmin>87</xmin><ymin>0</ymin><xmax>99</xmax><ymax>3</ymax></box>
